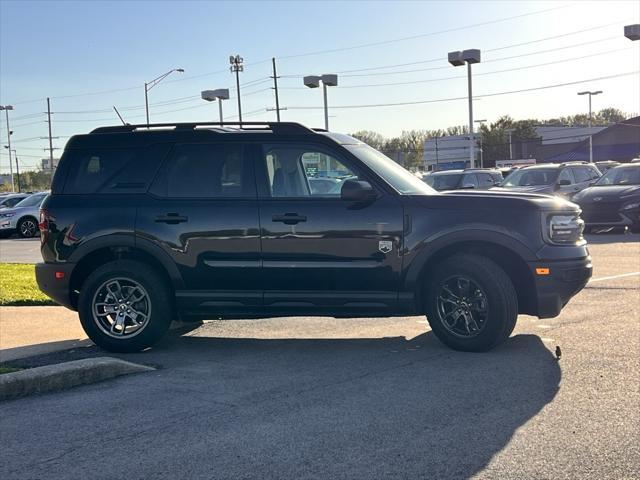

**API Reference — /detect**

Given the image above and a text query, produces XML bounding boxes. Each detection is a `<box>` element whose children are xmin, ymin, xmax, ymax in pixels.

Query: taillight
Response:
<box><xmin>39</xmin><ymin>209</ymin><xmax>52</xmax><ymax>243</ymax></box>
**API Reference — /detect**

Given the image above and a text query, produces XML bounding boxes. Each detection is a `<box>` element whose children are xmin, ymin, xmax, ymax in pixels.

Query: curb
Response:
<box><xmin>0</xmin><ymin>357</ymin><xmax>155</xmax><ymax>401</ymax></box>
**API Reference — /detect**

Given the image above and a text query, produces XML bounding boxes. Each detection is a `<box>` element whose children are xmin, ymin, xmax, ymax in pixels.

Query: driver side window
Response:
<box><xmin>558</xmin><ymin>169</ymin><xmax>574</xmax><ymax>184</ymax></box>
<box><xmin>263</xmin><ymin>145</ymin><xmax>361</xmax><ymax>198</ymax></box>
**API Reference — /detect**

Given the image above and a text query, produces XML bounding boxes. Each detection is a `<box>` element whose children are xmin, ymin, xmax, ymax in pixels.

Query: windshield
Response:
<box><xmin>14</xmin><ymin>193</ymin><xmax>46</xmax><ymax>208</ymax></box>
<box><xmin>502</xmin><ymin>169</ymin><xmax>559</xmax><ymax>187</ymax></box>
<box><xmin>345</xmin><ymin>144</ymin><xmax>435</xmax><ymax>195</ymax></box>
<box><xmin>595</xmin><ymin>167</ymin><xmax>640</xmax><ymax>186</ymax></box>
<box><xmin>424</xmin><ymin>174</ymin><xmax>462</xmax><ymax>190</ymax></box>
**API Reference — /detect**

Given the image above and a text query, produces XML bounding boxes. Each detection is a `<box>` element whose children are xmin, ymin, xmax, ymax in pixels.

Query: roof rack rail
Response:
<box><xmin>90</xmin><ymin>121</ymin><xmax>314</xmax><ymax>135</ymax></box>
<box><xmin>560</xmin><ymin>161</ymin><xmax>589</xmax><ymax>166</ymax></box>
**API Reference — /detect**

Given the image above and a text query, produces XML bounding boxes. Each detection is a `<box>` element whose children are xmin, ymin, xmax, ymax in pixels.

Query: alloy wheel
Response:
<box><xmin>436</xmin><ymin>275</ymin><xmax>489</xmax><ymax>338</ymax></box>
<box><xmin>91</xmin><ymin>278</ymin><xmax>152</xmax><ymax>339</ymax></box>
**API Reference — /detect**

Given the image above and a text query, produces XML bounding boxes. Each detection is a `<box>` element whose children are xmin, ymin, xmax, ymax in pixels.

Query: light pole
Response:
<box><xmin>201</xmin><ymin>89</ymin><xmax>230</xmax><ymax>125</ymax></box>
<box><xmin>144</xmin><ymin>68</ymin><xmax>184</xmax><ymax>126</ymax></box>
<box><xmin>475</xmin><ymin>119</ymin><xmax>487</xmax><ymax>167</ymax></box>
<box><xmin>448</xmin><ymin>49</ymin><xmax>481</xmax><ymax>169</ymax></box>
<box><xmin>578</xmin><ymin>90</ymin><xmax>603</xmax><ymax>163</ymax></box>
<box><xmin>229</xmin><ymin>55</ymin><xmax>244</xmax><ymax>126</ymax></box>
<box><xmin>0</xmin><ymin>105</ymin><xmax>15</xmax><ymax>192</ymax></box>
<box><xmin>3</xmin><ymin>146</ymin><xmax>19</xmax><ymax>192</ymax></box>
<box><xmin>505</xmin><ymin>128</ymin><xmax>516</xmax><ymax>161</ymax></box>
<box><xmin>303</xmin><ymin>74</ymin><xmax>338</xmax><ymax>130</ymax></box>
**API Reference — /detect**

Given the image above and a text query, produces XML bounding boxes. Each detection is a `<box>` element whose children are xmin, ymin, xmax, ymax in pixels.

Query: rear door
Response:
<box><xmin>136</xmin><ymin>142</ymin><xmax>261</xmax><ymax>314</ymax></box>
<box><xmin>256</xmin><ymin>142</ymin><xmax>404</xmax><ymax>314</ymax></box>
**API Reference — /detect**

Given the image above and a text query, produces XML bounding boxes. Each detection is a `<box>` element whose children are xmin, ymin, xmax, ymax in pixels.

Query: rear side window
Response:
<box><xmin>62</xmin><ymin>146</ymin><xmax>166</xmax><ymax>194</ymax></box>
<box><xmin>150</xmin><ymin>143</ymin><xmax>254</xmax><ymax>198</ymax></box>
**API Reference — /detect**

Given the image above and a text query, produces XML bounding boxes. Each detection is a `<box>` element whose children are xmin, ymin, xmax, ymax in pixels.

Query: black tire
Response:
<box><xmin>78</xmin><ymin>260</ymin><xmax>173</xmax><ymax>353</ymax></box>
<box><xmin>425</xmin><ymin>254</ymin><xmax>518</xmax><ymax>352</ymax></box>
<box><xmin>17</xmin><ymin>216</ymin><xmax>38</xmax><ymax>238</ymax></box>
<box><xmin>0</xmin><ymin>230</ymin><xmax>12</xmax><ymax>239</ymax></box>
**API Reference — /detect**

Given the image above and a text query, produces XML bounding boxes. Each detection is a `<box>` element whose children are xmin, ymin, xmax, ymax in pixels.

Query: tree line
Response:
<box><xmin>351</xmin><ymin>107</ymin><xmax>629</xmax><ymax>170</ymax></box>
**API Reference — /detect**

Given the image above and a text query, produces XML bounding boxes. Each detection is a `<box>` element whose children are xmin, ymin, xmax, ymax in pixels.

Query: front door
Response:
<box><xmin>136</xmin><ymin>142</ymin><xmax>261</xmax><ymax>314</ymax></box>
<box><xmin>256</xmin><ymin>142</ymin><xmax>404</xmax><ymax>315</ymax></box>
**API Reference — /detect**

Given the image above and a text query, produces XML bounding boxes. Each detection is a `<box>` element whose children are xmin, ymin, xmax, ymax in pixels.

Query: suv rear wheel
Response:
<box><xmin>78</xmin><ymin>260</ymin><xmax>172</xmax><ymax>352</ymax></box>
<box><xmin>425</xmin><ymin>254</ymin><xmax>518</xmax><ymax>352</ymax></box>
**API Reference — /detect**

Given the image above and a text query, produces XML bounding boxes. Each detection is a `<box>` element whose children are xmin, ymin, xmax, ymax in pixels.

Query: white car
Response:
<box><xmin>0</xmin><ymin>192</ymin><xmax>48</xmax><ymax>238</ymax></box>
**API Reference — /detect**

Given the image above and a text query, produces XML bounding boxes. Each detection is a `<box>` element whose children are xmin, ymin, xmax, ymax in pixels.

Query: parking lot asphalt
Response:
<box><xmin>0</xmin><ymin>237</ymin><xmax>41</xmax><ymax>263</ymax></box>
<box><xmin>0</xmin><ymin>234</ymin><xmax>639</xmax><ymax>479</ymax></box>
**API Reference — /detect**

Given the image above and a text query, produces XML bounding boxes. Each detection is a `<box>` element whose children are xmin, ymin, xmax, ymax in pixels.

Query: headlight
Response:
<box><xmin>547</xmin><ymin>213</ymin><xmax>584</xmax><ymax>244</ymax></box>
<box><xmin>0</xmin><ymin>212</ymin><xmax>16</xmax><ymax>218</ymax></box>
<box><xmin>622</xmin><ymin>202</ymin><xmax>640</xmax><ymax>211</ymax></box>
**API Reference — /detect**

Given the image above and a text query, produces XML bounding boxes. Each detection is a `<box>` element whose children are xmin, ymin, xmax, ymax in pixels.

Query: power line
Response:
<box><xmin>287</xmin><ymin>71</ymin><xmax>639</xmax><ymax>110</ymax></box>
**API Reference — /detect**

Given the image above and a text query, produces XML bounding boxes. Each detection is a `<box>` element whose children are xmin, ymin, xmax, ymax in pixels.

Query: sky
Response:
<box><xmin>0</xmin><ymin>0</ymin><xmax>639</xmax><ymax>173</ymax></box>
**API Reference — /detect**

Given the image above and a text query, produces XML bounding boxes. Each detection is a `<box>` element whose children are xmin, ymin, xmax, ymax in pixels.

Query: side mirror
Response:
<box><xmin>558</xmin><ymin>179</ymin><xmax>571</xmax><ymax>186</ymax></box>
<box><xmin>341</xmin><ymin>179</ymin><xmax>375</xmax><ymax>203</ymax></box>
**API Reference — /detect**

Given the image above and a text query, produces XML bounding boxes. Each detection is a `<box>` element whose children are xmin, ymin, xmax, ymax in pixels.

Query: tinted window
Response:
<box><xmin>558</xmin><ymin>168</ymin><xmax>574</xmax><ymax>184</ymax></box>
<box><xmin>6</xmin><ymin>197</ymin><xmax>24</xmax><ymax>207</ymax></box>
<box><xmin>62</xmin><ymin>147</ymin><xmax>164</xmax><ymax>194</ymax></box>
<box><xmin>151</xmin><ymin>144</ymin><xmax>252</xmax><ymax>198</ymax></box>
<box><xmin>572</xmin><ymin>167</ymin><xmax>592</xmax><ymax>183</ymax></box>
<box><xmin>262</xmin><ymin>145</ymin><xmax>360</xmax><ymax>198</ymax></box>
<box><xmin>461</xmin><ymin>173</ymin><xmax>478</xmax><ymax>188</ymax></box>
<box><xmin>595</xmin><ymin>166</ymin><xmax>640</xmax><ymax>185</ymax></box>
<box><xmin>502</xmin><ymin>168</ymin><xmax>560</xmax><ymax>187</ymax></box>
<box><xmin>425</xmin><ymin>173</ymin><xmax>462</xmax><ymax>190</ymax></box>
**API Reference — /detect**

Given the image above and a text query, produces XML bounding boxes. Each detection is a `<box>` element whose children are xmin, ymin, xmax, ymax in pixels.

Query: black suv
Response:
<box><xmin>36</xmin><ymin>122</ymin><xmax>592</xmax><ymax>353</ymax></box>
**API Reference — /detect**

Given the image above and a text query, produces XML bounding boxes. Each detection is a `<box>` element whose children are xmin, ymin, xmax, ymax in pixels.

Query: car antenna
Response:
<box><xmin>113</xmin><ymin>106</ymin><xmax>128</xmax><ymax>125</ymax></box>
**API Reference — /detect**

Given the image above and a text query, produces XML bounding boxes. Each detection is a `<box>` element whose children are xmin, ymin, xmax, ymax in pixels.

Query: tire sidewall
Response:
<box><xmin>426</xmin><ymin>256</ymin><xmax>515</xmax><ymax>352</ymax></box>
<box><xmin>78</xmin><ymin>260</ymin><xmax>172</xmax><ymax>352</ymax></box>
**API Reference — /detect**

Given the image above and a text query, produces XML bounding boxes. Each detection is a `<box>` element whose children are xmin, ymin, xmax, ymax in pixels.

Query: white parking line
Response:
<box><xmin>589</xmin><ymin>272</ymin><xmax>640</xmax><ymax>283</ymax></box>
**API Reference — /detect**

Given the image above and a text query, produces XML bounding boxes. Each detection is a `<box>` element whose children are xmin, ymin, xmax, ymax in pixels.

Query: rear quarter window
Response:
<box><xmin>62</xmin><ymin>145</ymin><xmax>168</xmax><ymax>194</ymax></box>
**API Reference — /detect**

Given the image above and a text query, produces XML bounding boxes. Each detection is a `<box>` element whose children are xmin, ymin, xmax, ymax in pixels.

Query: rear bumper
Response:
<box><xmin>529</xmin><ymin>257</ymin><xmax>592</xmax><ymax>319</ymax></box>
<box><xmin>35</xmin><ymin>262</ymin><xmax>77</xmax><ymax>310</ymax></box>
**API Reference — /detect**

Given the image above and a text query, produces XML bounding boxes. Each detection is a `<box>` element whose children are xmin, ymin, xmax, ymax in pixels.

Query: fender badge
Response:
<box><xmin>593</xmin><ymin>197</ymin><xmax>602</xmax><ymax>202</ymax></box>
<box><xmin>379</xmin><ymin>240</ymin><xmax>392</xmax><ymax>254</ymax></box>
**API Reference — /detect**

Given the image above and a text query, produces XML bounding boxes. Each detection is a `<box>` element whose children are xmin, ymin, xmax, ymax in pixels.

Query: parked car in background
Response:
<box><xmin>0</xmin><ymin>192</ymin><xmax>49</xmax><ymax>238</ymax></box>
<box><xmin>595</xmin><ymin>160</ymin><xmax>620</xmax><ymax>175</ymax></box>
<box><xmin>309</xmin><ymin>177</ymin><xmax>343</xmax><ymax>195</ymax></box>
<box><xmin>494</xmin><ymin>162</ymin><xmax>601</xmax><ymax>199</ymax></box>
<box><xmin>0</xmin><ymin>193</ymin><xmax>29</xmax><ymax>210</ymax></box>
<box><xmin>498</xmin><ymin>166</ymin><xmax>519</xmax><ymax>179</ymax></box>
<box><xmin>572</xmin><ymin>163</ymin><xmax>640</xmax><ymax>233</ymax></box>
<box><xmin>422</xmin><ymin>168</ymin><xmax>503</xmax><ymax>191</ymax></box>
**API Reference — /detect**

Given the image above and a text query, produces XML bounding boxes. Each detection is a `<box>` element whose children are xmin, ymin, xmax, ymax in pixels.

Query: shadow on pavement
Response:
<box><xmin>2</xmin><ymin>331</ymin><xmax>560</xmax><ymax>479</ymax></box>
<box><xmin>585</xmin><ymin>232</ymin><xmax>639</xmax><ymax>244</ymax></box>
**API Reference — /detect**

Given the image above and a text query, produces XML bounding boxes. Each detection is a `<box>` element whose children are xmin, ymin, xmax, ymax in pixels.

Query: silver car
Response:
<box><xmin>0</xmin><ymin>193</ymin><xmax>29</xmax><ymax>210</ymax></box>
<box><xmin>0</xmin><ymin>192</ymin><xmax>48</xmax><ymax>238</ymax></box>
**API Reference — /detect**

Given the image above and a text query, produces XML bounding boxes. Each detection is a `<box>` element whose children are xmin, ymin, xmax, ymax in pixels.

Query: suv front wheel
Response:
<box><xmin>78</xmin><ymin>260</ymin><xmax>173</xmax><ymax>352</ymax></box>
<box><xmin>425</xmin><ymin>254</ymin><xmax>518</xmax><ymax>352</ymax></box>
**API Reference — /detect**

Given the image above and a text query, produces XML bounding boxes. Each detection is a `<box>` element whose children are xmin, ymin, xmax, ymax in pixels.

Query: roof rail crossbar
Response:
<box><xmin>90</xmin><ymin>121</ymin><xmax>314</xmax><ymax>134</ymax></box>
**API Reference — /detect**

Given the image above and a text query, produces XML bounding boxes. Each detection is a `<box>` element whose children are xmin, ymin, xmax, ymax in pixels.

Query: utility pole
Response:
<box><xmin>0</xmin><ymin>105</ymin><xmax>15</xmax><ymax>191</ymax></box>
<box><xmin>435</xmin><ymin>136</ymin><xmax>439</xmax><ymax>171</ymax></box>
<box><xmin>271</xmin><ymin>58</ymin><xmax>282</xmax><ymax>122</ymax></box>
<box><xmin>14</xmin><ymin>151</ymin><xmax>21</xmax><ymax>192</ymax></box>
<box><xmin>47</xmin><ymin>98</ymin><xmax>54</xmax><ymax>174</ymax></box>
<box><xmin>230</xmin><ymin>55</ymin><xmax>244</xmax><ymax>126</ymax></box>
<box><xmin>578</xmin><ymin>90</ymin><xmax>602</xmax><ymax>162</ymax></box>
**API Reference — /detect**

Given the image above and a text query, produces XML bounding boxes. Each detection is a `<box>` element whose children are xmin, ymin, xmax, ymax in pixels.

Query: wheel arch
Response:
<box><xmin>407</xmin><ymin>231</ymin><xmax>537</xmax><ymax>315</ymax></box>
<box><xmin>67</xmin><ymin>235</ymin><xmax>184</xmax><ymax>309</ymax></box>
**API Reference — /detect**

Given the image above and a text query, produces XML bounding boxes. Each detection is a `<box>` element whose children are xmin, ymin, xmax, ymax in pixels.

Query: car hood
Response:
<box><xmin>0</xmin><ymin>205</ymin><xmax>37</xmax><ymax>216</ymax></box>
<box><xmin>411</xmin><ymin>189</ymin><xmax>577</xmax><ymax>212</ymax></box>
<box><xmin>490</xmin><ymin>185</ymin><xmax>554</xmax><ymax>194</ymax></box>
<box><xmin>573</xmin><ymin>185</ymin><xmax>640</xmax><ymax>203</ymax></box>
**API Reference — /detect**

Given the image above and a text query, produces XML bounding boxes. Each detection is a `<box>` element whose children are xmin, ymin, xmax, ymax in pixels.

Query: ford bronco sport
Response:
<box><xmin>36</xmin><ymin>122</ymin><xmax>592</xmax><ymax>353</ymax></box>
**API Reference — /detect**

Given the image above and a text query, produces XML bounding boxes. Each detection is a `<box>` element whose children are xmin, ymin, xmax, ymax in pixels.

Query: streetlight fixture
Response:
<box><xmin>624</xmin><ymin>24</ymin><xmax>640</xmax><ymax>40</ymax></box>
<box><xmin>303</xmin><ymin>74</ymin><xmax>338</xmax><ymax>131</ymax></box>
<box><xmin>201</xmin><ymin>89</ymin><xmax>230</xmax><ymax>125</ymax></box>
<box><xmin>0</xmin><ymin>105</ymin><xmax>15</xmax><ymax>192</ymax></box>
<box><xmin>230</xmin><ymin>55</ymin><xmax>244</xmax><ymax>126</ymax></box>
<box><xmin>144</xmin><ymin>68</ymin><xmax>185</xmax><ymax>126</ymax></box>
<box><xmin>578</xmin><ymin>90</ymin><xmax>603</xmax><ymax>164</ymax></box>
<box><xmin>474</xmin><ymin>119</ymin><xmax>487</xmax><ymax>167</ymax></box>
<box><xmin>448</xmin><ymin>49</ymin><xmax>481</xmax><ymax>168</ymax></box>
<box><xmin>3</xmin><ymin>146</ymin><xmax>20</xmax><ymax>192</ymax></box>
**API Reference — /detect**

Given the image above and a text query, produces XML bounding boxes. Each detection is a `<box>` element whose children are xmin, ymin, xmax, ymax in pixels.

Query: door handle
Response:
<box><xmin>155</xmin><ymin>213</ymin><xmax>188</xmax><ymax>224</ymax></box>
<box><xmin>272</xmin><ymin>213</ymin><xmax>307</xmax><ymax>225</ymax></box>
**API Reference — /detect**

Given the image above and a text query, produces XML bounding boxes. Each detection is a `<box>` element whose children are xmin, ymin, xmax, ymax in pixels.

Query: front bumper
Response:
<box><xmin>35</xmin><ymin>262</ymin><xmax>77</xmax><ymax>310</ymax></box>
<box><xmin>528</xmin><ymin>257</ymin><xmax>592</xmax><ymax>319</ymax></box>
